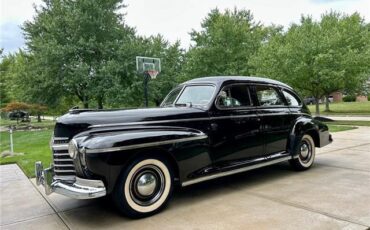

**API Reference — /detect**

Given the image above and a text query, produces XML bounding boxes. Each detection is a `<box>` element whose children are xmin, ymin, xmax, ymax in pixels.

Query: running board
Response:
<box><xmin>182</xmin><ymin>156</ymin><xmax>292</xmax><ymax>187</ymax></box>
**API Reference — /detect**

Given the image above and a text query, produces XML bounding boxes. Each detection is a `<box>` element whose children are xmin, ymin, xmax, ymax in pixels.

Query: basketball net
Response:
<box><xmin>147</xmin><ymin>70</ymin><xmax>159</xmax><ymax>79</ymax></box>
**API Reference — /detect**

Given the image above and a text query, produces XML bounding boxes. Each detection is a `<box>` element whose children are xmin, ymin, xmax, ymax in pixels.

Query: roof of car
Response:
<box><xmin>185</xmin><ymin>76</ymin><xmax>292</xmax><ymax>89</ymax></box>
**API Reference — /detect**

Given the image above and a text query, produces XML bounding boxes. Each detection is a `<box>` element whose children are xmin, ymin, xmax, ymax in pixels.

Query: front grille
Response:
<box><xmin>52</xmin><ymin>137</ymin><xmax>76</xmax><ymax>181</ymax></box>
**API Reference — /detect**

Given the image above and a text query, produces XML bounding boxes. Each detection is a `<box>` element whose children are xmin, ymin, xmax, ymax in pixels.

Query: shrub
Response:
<box><xmin>343</xmin><ymin>95</ymin><xmax>356</xmax><ymax>102</ymax></box>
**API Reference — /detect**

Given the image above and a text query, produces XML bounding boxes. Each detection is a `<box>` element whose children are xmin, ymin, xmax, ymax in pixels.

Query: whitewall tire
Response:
<box><xmin>113</xmin><ymin>157</ymin><xmax>174</xmax><ymax>218</ymax></box>
<box><xmin>290</xmin><ymin>134</ymin><xmax>316</xmax><ymax>170</ymax></box>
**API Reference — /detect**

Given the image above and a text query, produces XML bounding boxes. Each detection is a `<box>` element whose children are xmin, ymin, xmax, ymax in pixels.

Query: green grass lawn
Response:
<box><xmin>326</xmin><ymin>124</ymin><xmax>357</xmax><ymax>132</ymax></box>
<box><xmin>308</xmin><ymin>101</ymin><xmax>370</xmax><ymax>115</ymax></box>
<box><xmin>0</xmin><ymin>118</ymin><xmax>56</xmax><ymax>129</ymax></box>
<box><xmin>0</xmin><ymin>130</ymin><xmax>53</xmax><ymax>177</ymax></box>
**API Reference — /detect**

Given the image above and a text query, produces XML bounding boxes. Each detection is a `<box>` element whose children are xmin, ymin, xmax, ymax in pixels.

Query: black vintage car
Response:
<box><xmin>35</xmin><ymin>76</ymin><xmax>332</xmax><ymax>218</ymax></box>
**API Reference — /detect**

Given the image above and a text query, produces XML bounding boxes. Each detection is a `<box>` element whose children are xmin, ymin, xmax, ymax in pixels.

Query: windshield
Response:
<box><xmin>161</xmin><ymin>85</ymin><xmax>215</xmax><ymax>108</ymax></box>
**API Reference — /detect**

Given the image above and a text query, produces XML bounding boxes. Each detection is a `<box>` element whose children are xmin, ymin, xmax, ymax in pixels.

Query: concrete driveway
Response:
<box><xmin>1</xmin><ymin>127</ymin><xmax>370</xmax><ymax>230</ymax></box>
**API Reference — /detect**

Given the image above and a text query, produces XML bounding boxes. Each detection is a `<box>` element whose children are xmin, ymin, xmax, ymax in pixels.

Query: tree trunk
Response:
<box><xmin>37</xmin><ymin>114</ymin><xmax>41</xmax><ymax>122</ymax></box>
<box><xmin>315</xmin><ymin>97</ymin><xmax>320</xmax><ymax>116</ymax></box>
<box><xmin>83</xmin><ymin>95</ymin><xmax>89</xmax><ymax>108</ymax></box>
<box><xmin>324</xmin><ymin>95</ymin><xmax>330</xmax><ymax>112</ymax></box>
<box><xmin>97</xmin><ymin>97</ymin><xmax>103</xmax><ymax>109</ymax></box>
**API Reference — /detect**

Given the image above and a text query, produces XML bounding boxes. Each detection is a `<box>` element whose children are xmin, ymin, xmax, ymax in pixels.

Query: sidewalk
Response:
<box><xmin>0</xmin><ymin>164</ymin><xmax>68</xmax><ymax>229</ymax></box>
<box><xmin>325</xmin><ymin>115</ymin><xmax>370</xmax><ymax>121</ymax></box>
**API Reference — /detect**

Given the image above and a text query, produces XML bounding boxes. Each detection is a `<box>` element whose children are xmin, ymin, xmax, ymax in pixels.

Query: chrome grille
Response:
<box><xmin>52</xmin><ymin>137</ymin><xmax>76</xmax><ymax>181</ymax></box>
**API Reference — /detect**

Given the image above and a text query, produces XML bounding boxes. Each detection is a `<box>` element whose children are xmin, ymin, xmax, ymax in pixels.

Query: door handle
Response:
<box><xmin>210</xmin><ymin>123</ymin><xmax>218</xmax><ymax>131</ymax></box>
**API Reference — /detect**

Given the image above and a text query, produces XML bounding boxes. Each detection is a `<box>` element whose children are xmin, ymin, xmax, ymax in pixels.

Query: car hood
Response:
<box><xmin>54</xmin><ymin>107</ymin><xmax>208</xmax><ymax>138</ymax></box>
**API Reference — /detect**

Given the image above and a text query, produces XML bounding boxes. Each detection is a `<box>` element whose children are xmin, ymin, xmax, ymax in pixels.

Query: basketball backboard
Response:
<box><xmin>136</xmin><ymin>56</ymin><xmax>161</xmax><ymax>75</ymax></box>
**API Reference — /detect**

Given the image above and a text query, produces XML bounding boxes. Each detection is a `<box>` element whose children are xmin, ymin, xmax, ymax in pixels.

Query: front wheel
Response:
<box><xmin>112</xmin><ymin>157</ymin><xmax>174</xmax><ymax>218</ymax></box>
<box><xmin>290</xmin><ymin>134</ymin><xmax>316</xmax><ymax>171</ymax></box>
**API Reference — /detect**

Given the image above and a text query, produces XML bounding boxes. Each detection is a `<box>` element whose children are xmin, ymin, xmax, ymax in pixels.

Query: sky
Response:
<box><xmin>1</xmin><ymin>0</ymin><xmax>369</xmax><ymax>55</ymax></box>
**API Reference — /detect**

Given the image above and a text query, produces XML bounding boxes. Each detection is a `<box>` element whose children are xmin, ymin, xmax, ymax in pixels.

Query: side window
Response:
<box><xmin>217</xmin><ymin>84</ymin><xmax>252</xmax><ymax>108</ymax></box>
<box><xmin>282</xmin><ymin>90</ymin><xmax>301</xmax><ymax>106</ymax></box>
<box><xmin>255</xmin><ymin>85</ymin><xmax>285</xmax><ymax>106</ymax></box>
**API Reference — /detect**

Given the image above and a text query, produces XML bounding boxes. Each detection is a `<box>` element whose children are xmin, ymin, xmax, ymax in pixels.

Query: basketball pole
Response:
<box><xmin>143</xmin><ymin>72</ymin><xmax>150</xmax><ymax>107</ymax></box>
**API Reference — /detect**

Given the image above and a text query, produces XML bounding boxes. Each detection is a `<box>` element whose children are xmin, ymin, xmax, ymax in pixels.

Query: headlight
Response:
<box><xmin>68</xmin><ymin>139</ymin><xmax>79</xmax><ymax>159</ymax></box>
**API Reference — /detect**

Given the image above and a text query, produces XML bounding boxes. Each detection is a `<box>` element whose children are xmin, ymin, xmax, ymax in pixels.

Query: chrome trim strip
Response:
<box><xmin>53</xmin><ymin>137</ymin><xmax>69</xmax><ymax>141</ymax></box>
<box><xmin>182</xmin><ymin>156</ymin><xmax>292</xmax><ymax>187</ymax></box>
<box><xmin>53</xmin><ymin>158</ymin><xmax>74</xmax><ymax>162</ymax></box>
<box><xmin>53</xmin><ymin>153</ymin><xmax>70</xmax><ymax>156</ymax></box>
<box><xmin>54</xmin><ymin>164</ymin><xmax>74</xmax><ymax>167</ymax></box>
<box><xmin>54</xmin><ymin>175</ymin><xmax>76</xmax><ymax>181</ymax></box>
<box><xmin>85</xmin><ymin>135</ymin><xmax>208</xmax><ymax>154</ymax></box>
<box><xmin>89</xmin><ymin>118</ymin><xmax>211</xmax><ymax>128</ymax></box>
<box><xmin>52</xmin><ymin>144</ymin><xmax>69</xmax><ymax>150</ymax></box>
<box><xmin>54</xmin><ymin>169</ymin><xmax>76</xmax><ymax>173</ymax></box>
<box><xmin>89</xmin><ymin>112</ymin><xmax>310</xmax><ymax>129</ymax></box>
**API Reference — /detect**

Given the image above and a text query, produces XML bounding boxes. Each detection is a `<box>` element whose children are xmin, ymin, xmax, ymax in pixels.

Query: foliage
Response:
<box><xmin>2</xmin><ymin>102</ymin><xmax>30</xmax><ymax>112</ymax></box>
<box><xmin>0</xmin><ymin>54</ymin><xmax>14</xmax><ymax>107</ymax></box>
<box><xmin>342</xmin><ymin>95</ymin><xmax>356</xmax><ymax>102</ymax></box>
<box><xmin>1</xmin><ymin>6</ymin><xmax>370</xmax><ymax>113</ymax></box>
<box><xmin>23</xmin><ymin>0</ymin><xmax>136</xmax><ymax>109</ymax></box>
<box><xmin>184</xmin><ymin>8</ymin><xmax>267</xmax><ymax>79</ymax></box>
<box><xmin>251</xmin><ymin>12</ymin><xmax>370</xmax><ymax>115</ymax></box>
<box><xmin>104</xmin><ymin>35</ymin><xmax>185</xmax><ymax>107</ymax></box>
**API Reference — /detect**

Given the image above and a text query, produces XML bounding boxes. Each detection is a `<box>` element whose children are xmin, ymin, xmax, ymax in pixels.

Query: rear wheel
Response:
<box><xmin>113</xmin><ymin>157</ymin><xmax>174</xmax><ymax>218</ymax></box>
<box><xmin>290</xmin><ymin>134</ymin><xmax>316</xmax><ymax>170</ymax></box>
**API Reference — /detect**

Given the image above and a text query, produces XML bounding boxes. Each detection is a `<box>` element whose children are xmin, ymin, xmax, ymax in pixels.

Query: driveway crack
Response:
<box><xmin>30</xmin><ymin>179</ymin><xmax>71</xmax><ymax>230</ymax></box>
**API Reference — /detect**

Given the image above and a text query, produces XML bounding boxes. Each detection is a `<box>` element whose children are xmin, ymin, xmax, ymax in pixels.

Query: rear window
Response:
<box><xmin>282</xmin><ymin>90</ymin><xmax>301</xmax><ymax>106</ymax></box>
<box><xmin>255</xmin><ymin>85</ymin><xmax>285</xmax><ymax>106</ymax></box>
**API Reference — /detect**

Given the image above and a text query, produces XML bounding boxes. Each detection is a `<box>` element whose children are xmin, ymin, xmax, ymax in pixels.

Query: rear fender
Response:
<box><xmin>288</xmin><ymin>117</ymin><xmax>329</xmax><ymax>157</ymax></box>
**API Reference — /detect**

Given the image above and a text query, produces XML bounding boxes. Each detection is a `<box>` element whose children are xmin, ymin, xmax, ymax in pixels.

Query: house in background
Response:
<box><xmin>330</xmin><ymin>78</ymin><xmax>370</xmax><ymax>102</ymax></box>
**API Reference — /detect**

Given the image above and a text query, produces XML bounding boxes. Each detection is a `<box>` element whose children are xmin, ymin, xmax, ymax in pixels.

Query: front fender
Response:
<box><xmin>73</xmin><ymin>126</ymin><xmax>211</xmax><ymax>194</ymax></box>
<box><xmin>78</xmin><ymin>126</ymin><xmax>207</xmax><ymax>153</ymax></box>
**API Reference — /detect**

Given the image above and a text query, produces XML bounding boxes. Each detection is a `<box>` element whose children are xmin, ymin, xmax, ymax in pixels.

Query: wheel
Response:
<box><xmin>112</xmin><ymin>156</ymin><xmax>174</xmax><ymax>218</ymax></box>
<box><xmin>290</xmin><ymin>134</ymin><xmax>316</xmax><ymax>171</ymax></box>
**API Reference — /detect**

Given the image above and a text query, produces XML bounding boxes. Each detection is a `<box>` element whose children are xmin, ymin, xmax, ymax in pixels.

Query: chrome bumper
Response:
<box><xmin>35</xmin><ymin>161</ymin><xmax>106</xmax><ymax>199</ymax></box>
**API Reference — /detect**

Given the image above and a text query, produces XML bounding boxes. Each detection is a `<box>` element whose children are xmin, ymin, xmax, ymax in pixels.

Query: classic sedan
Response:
<box><xmin>35</xmin><ymin>76</ymin><xmax>332</xmax><ymax>218</ymax></box>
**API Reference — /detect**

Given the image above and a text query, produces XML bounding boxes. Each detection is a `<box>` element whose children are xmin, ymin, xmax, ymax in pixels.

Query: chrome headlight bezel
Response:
<box><xmin>68</xmin><ymin>139</ymin><xmax>79</xmax><ymax>159</ymax></box>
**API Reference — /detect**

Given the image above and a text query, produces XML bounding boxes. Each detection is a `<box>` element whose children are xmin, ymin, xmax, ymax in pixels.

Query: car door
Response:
<box><xmin>208</xmin><ymin>83</ymin><xmax>264</xmax><ymax>167</ymax></box>
<box><xmin>252</xmin><ymin>84</ymin><xmax>292</xmax><ymax>156</ymax></box>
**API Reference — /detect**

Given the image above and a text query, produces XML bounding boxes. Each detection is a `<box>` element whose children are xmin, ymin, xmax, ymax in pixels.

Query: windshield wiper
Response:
<box><xmin>175</xmin><ymin>102</ymin><xmax>192</xmax><ymax>107</ymax></box>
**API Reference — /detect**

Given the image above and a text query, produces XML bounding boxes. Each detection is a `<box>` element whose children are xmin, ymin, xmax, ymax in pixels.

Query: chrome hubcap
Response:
<box><xmin>300</xmin><ymin>143</ymin><xmax>309</xmax><ymax>159</ymax></box>
<box><xmin>136</xmin><ymin>173</ymin><xmax>157</xmax><ymax>196</ymax></box>
<box><xmin>130</xmin><ymin>166</ymin><xmax>165</xmax><ymax>206</ymax></box>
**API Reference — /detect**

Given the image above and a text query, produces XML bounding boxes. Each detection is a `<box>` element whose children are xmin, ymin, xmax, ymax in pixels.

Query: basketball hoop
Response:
<box><xmin>147</xmin><ymin>70</ymin><xmax>159</xmax><ymax>79</ymax></box>
<box><xmin>136</xmin><ymin>56</ymin><xmax>161</xmax><ymax>107</ymax></box>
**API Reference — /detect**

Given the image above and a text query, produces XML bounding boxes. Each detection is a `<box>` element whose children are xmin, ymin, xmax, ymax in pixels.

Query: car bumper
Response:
<box><xmin>35</xmin><ymin>161</ymin><xmax>106</xmax><ymax>199</ymax></box>
<box><xmin>319</xmin><ymin>131</ymin><xmax>333</xmax><ymax>147</ymax></box>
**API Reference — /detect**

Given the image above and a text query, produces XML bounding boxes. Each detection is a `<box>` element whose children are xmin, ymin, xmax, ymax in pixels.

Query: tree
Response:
<box><xmin>23</xmin><ymin>0</ymin><xmax>136</xmax><ymax>109</ymax></box>
<box><xmin>251</xmin><ymin>12</ymin><xmax>370</xmax><ymax>115</ymax></box>
<box><xmin>2</xmin><ymin>102</ymin><xmax>30</xmax><ymax>123</ymax></box>
<box><xmin>0</xmin><ymin>54</ymin><xmax>14</xmax><ymax>107</ymax></box>
<box><xmin>104</xmin><ymin>35</ymin><xmax>185</xmax><ymax>107</ymax></box>
<box><xmin>30</xmin><ymin>104</ymin><xmax>48</xmax><ymax>122</ymax></box>
<box><xmin>184</xmin><ymin>8</ymin><xmax>267</xmax><ymax>79</ymax></box>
